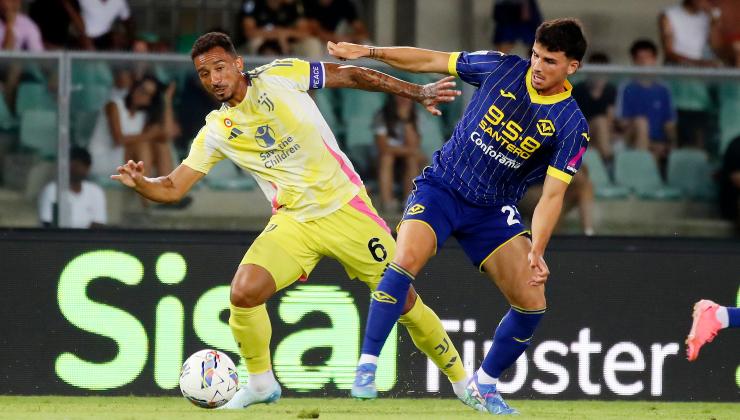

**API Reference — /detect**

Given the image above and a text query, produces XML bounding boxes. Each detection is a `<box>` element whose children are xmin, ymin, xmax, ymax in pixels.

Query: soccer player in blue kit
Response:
<box><xmin>328</xmin><ymin>18</ymin><xmax>589</xmax><ymax>414</ymax></box>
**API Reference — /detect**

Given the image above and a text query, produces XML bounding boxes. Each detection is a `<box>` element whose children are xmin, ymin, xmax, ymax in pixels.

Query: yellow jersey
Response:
<box><xmin>183</xmin><ymin>58</ymin><xmax>363</xmax><ymax>222</ymax></box>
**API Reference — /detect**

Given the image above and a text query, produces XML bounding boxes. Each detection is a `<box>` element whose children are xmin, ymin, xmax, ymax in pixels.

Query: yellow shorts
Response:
<box><xmin>241</xmin><ymin>189</ymin><xmax>395</xmax><ymax>291</ymax></box>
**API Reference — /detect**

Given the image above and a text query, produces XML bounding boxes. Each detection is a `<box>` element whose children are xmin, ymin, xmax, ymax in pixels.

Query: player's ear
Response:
<box><xmin>235</xmin><ymin>55</ymin><xmax>244</xmax><ymax>72</ymax></box>
<box><xmin>566</xmin><ymin>60</ymin><xmax>580</xmax><ymax>76</ymax></box>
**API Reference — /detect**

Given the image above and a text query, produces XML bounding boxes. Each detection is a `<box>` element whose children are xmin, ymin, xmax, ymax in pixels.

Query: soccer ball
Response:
<box><xmin>179</xmin><ymin>349</ymin><xmax>239</xmax><ymax>408</ymax></box>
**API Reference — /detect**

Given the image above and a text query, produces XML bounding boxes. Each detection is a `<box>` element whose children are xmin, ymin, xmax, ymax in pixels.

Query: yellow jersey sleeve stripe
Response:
<box><xmin>447</xmin><ymin>52</ymin><xmax>461</xmax><ymax>77</ymax></box>
<box><xmin>547</xmin><ymin>166</ymin><xmax>573</xmax><ymax>184</ymax></box>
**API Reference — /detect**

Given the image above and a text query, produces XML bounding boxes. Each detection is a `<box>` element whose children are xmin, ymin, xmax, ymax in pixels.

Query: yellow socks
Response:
<box><xmin>398</xmin><ymin>296</ymin><xmax>467</xmax><ymax>383</ymax></box>
<box><xmin>229</xmin><ymin>303</ymin><xmax>272</xmax><ymax>374</ymax></box>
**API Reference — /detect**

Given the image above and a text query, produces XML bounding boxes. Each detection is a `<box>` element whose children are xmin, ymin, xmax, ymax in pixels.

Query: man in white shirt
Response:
<box><xmin>78</xmin><ymin>0</ymin><xmax>132</xmax><ymax>50</ymax></box>
<box><xmin>38</xmin><ymin>147</ymin><xmax>107</xmax><ymax>228</ymax></box>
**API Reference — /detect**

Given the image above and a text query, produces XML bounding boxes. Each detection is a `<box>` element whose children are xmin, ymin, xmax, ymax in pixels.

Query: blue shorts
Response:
<box><xmin>401</xmin><ymin>176</ymin><xmax>530</xmax><ymax>271</ymax></box>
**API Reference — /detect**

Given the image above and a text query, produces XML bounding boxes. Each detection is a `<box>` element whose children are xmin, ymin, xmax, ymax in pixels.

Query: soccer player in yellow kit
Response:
<box><xmin>111</xmin><ymin>32</ymin><xmax>467</xmax><ymax>409</ymax></box>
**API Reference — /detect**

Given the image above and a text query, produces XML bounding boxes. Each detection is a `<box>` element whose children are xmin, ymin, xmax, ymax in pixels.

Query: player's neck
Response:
<box><xmin>226</xmin><ymin>76</ymin><xmax>249</xmax><ymax>107</ymax></box>
<box><xmin>536</xmin><ymin>83</ymin><xmax>566</xmax><ymax>97</ymax></box>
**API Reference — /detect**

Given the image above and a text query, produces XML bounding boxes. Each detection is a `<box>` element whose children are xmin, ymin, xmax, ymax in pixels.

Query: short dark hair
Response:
<box><xmin>630</xmin><ymin>39</ymin><xmax>658</xmax><ymax>57</ymax></box>
<box><xmin>190</xmin><ymin>32</ymin><xmax>237</xmax><ymax>60</ymax></box>
<box><xmin>70</xmin><ymin>146</ymin><xmax>92</xmax><ymax>166</ymax></box>
<box><xmin>535</xmin><ymin>18</ymin><xmax>587</xmax><ymax>61</ymax></box>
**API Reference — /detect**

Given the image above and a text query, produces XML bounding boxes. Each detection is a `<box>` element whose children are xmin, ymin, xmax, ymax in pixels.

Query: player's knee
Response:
<box><xmin>230</xmin><ymin>272</ymin><xmax>274</xmax><ymax>308</ymax></box>
<box><xmin>393</xmin><ymin>251</ymin><xmax>421</xmax><ymax>275</ymax></box>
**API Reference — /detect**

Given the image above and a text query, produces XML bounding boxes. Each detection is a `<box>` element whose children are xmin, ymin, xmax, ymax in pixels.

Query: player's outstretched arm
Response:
<box><xmin>323</xmin><ymin>62</ymin><xmax>460</xmax><ymax>116</ymax></box>
<box><xmin>327</xmin><ymin>41</ymin><xmax>452</xmax><ymax>74</ymax></box>
<box><xmin>528</xmin><ymin>175</ymin><xmax>569</xmax><ymax>286</ymax></box>
<box><xmin>111</xmin><ymin>160</ymin><xmax>204</xmax><ymax>203</ymax></box>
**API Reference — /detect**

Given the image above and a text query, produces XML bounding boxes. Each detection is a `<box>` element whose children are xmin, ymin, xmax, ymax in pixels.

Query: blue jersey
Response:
<box><xmin>428</xmin><ymin>50</ymin><xmax>590</xmax><ymax>206</ymax></box>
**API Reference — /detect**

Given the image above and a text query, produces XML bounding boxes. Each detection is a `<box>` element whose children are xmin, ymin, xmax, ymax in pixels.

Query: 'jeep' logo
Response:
<box><xmin>537</xmin><ymin>119</ymin><xmax>555</xmax><ymax>136</ymax></box>
<box><xmin>255</xmin><ymin>125</ymin><xmax>276</xmax><ymax>148</ymax></box>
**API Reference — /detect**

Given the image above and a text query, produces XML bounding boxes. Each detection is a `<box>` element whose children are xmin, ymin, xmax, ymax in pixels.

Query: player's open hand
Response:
<box><xmin>418</xmin><ymin>76</ymin><xmax>461</xmax><ymax>116</ymax></box>
<box><xmin>527</xmin><ymin>250</ymin><xmax>550</xmax><ymax>286</ymax></box>
<box><xmin>327</xmin><ymin>41</ymin><xmax>368</xmax><ymax>61</ymax></box>
<box><xmin>111</xmin><ymin>160</ymin><xmax>146</xmax><ymax>188</ymax></box>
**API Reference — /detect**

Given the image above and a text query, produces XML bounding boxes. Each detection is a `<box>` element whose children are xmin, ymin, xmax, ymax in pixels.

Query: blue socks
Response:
<box><xmin>360</xmin><ymin>263</ymin><xmax>414</xmax><ymax>357</ymax></box>
<box><xmin>481</xmin><ymin>307</ymin><xmax>545</xmax><ymax>379</ymax></box>
<box><xmin>728</xmin><ymin>307</ymin><xmax>740</xmax><ymax>328</ymax></box>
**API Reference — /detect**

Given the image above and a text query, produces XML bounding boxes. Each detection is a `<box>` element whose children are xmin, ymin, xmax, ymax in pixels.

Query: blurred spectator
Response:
<box><xmin>715</xmin><ymin>0</ymin><xmax>740</xmax><ymax>63</ymax></box>
<box><xmin>88</xmin><ymin>75</ymin><xmax>178</xmax><ymax>179</ymax></box>
<box><xmin>373</xmin><ymin>95</ymin><xmax>424</xmax><ymax>211</ymax></box>
<box><xmin>659</xmin><ymin>0</ymin><xmax>721</xmax><ymax>149</ymax></box>
<box><xmin>78</xmin><ymin>0</ymin><xmax>132</xmax><ymax>50</ymax></box>
<box><xmin>303</xmin><ymin>0</ymin><xmax>369</xmax><ymax>44</ymax></box>
<box><xmin>240</xmin><ymin>0</ymin><xmax>318</xmax><ymax>56</ymax></box>
<box><xmin>28</xmin><ymin>0</ymin><xmax>92</xmax><ymax>50</ymax></box>
<box><xmin>718</xmin><ymin>38</ymin><xmax>740</xmax><ymax>155</ymax></box>
<box><xmin>491</xmin><ymin>0</ymin><xmax>541</xmax><ymax>54</ymax></box>
<box><xmin>572</xmin><ymin>52</ymin><xmax>617</xmax><ymax>163</ymax></box>
<box><xmin>0</xmin><ymin>0</ymin><xmax>43</xmax><ymax>51</ymax></box>
<box><xmin>616</xmin><ymin>40</ymin><xmax>677</xmax><ymax>171</ymax></box>
<box><xmin>38</xmin><ymin>147</ymin><xmax>107</xmax><ymax>228</ymax></box>
<box><xmin>719</xmin><ymin>135</ymin><xmax>740</xmax><ymax>229</ymax></box>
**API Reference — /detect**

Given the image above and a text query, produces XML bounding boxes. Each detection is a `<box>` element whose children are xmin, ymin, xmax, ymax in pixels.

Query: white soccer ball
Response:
<box><xmin>179</xmin><ymin>349</ymin><xmax>239</xmax><ymax>408</ymax></box>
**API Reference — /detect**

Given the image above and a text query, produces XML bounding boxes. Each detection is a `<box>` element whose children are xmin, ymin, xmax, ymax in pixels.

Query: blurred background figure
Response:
<box><xmin>491</xmin><ymin>0</ymin><xmax>541</xmax><ymax>54</ymax></box>
<box><xmin>0</xmin><ymin>0</ymin><xmax>43</xmax><ymax>51</ymax></box>
<box><xmin>303</xmin><ymin>0</ymin><xmax>369</xmax><ymax>44</ymax></box>
<box><xmin>659</xmin><ymin>0</ymin><xmax>722</xmax><ymax>151</ymax></box>
<box><xmin>373</xmin><ymin>94</ymin><xmax>425</xmax><ymax>212</ymax></box>
<box><xmin>616</xmin><ymin>39</ymin><xmax>677</xmax><ymax>173</ymax></box>
<box><xmin>719</xmin><ymin>135</ymin><xmax>740</xmax><ymax>231</ymax></box>
<box><xmin>572</xmin><ymin>52</ymin><xmax>617</xmax><ymax>164</ymax></box>
<box><xmin>38</xmin><ymin>146</ymin><xmax>106</xmax><ymax>228</ymax></box>
<box><xmin>29</xmin><ymin>0</ymin><xmax>92</xmax><ymax>50</ymax></box>
<box><xmin>239</xmin><ymin>0</ymin><xmax>319</xmax><ymax>56</ymax></box>
<box><xmin>88</xmin><ymin>75</ymin><xmax>178</xmax><ymax>180</ymax></box>
<box><xmin>78</xmin><ymin>0</ymin><xmax>133</xmax><ymax>50</ymax></box>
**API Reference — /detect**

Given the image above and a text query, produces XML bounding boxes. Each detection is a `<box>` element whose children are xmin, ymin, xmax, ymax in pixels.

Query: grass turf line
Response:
<box><xmin>0</xmin><ymin>397</ymin><xmax>737</xmax><ymax>420</ymax></box>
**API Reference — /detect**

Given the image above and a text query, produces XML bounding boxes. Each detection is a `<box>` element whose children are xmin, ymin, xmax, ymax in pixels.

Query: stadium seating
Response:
<box><xmin>0</xmin><ymin>95</ymin><xmax>17</xmax><ymax>130</ymax></box>
<box><xmin>340</xmin><ymin>89</ymin><xmax>385</xmax><ymax>175</ymax></box>
<box><xmin>666</xmin><ymin>149</ymin><xmax>717</xmax><ymax>200</ymax></box>
<box><xmin>582</xmin><ymin>150</ymin><xmax>629</xmax><ymax>199</ymax></box>
<box><xmin>15</xmin><ymin>82</ymin><xmax>56</xmax><ymax>116</ymax></box>
<box><xmin>19</xmin><ymin>109</ymin><xmax>57</xmax><ymax>159</ymax></box>
<box><xmin>203</xmin><ymin>160</ymin><xmax>256</xmax><ymax>191</ymax></box>
<box><xmin>614</xmin><ymin>149</ymin><xmax>681</xmax><ymax>199</ymax></box>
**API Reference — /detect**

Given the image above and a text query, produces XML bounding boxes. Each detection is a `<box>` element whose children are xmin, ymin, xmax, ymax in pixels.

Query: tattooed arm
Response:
<box><xmin>322</xmin><ymin>62</ymin><xmax>459</xmax><ymax>116</ymax></box>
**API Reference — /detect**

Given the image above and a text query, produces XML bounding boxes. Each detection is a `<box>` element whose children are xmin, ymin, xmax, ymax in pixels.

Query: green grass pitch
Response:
<box><xmin>0</xmin><ymin>397</ymin><xmax>737</xmax><ymax>419</ymax></box>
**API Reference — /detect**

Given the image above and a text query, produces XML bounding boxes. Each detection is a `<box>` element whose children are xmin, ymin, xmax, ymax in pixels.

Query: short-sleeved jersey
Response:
<box><xmin>183</xmin><ymin>58</ymin><xmax>362</xmax><ymax>222</ymax></box>
<box><xmin>428</xmin><ymin>51</ymin><xmax>590</xmax><ymax>206</ymax></box>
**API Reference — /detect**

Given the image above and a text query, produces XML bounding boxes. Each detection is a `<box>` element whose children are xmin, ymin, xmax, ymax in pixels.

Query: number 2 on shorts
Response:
<box><xmin>501</xmin><ymin>205</ymin><xmax>520</xmax><ymax>226</ymax></box>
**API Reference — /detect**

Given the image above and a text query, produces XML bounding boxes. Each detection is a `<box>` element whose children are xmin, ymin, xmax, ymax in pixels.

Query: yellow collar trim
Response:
<box><xmin>526</xmin><ymin>67</ymin><xmax>572</xmax><ymax>105</ymax></box>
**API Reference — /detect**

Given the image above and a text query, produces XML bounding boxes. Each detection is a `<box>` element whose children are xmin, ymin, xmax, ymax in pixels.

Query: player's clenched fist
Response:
<box><xmin>111</xmin><ymin>160</ymin><xmax>146</xmax><ymax>188</ymax></box>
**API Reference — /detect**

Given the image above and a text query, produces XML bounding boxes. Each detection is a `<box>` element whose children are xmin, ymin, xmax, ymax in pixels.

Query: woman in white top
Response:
<box><xmin>88</xmin><ymin>75</ymin><xmax>179</xmax><ymax>178</ymax></box>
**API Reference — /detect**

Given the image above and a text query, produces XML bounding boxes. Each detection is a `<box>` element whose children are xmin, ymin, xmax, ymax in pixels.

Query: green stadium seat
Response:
<box><xmin>614</xmin><ymin>149</ymin><xmax>682</xmax><ymax>200</ymax></box>
<box><xmin>72</xmin><ymin>61</ymin><xmax>113</xmax><ymax>87</ymax></box>
<box><xmin>19</xmin><ymin>109</ymin><xmax>57</xmax><ymax>159</ymax></box>
<box><xmin>582</xmin><ymin>150</ymin><xmax>629</xmax><ymax>199</ymax></box>
<box><xmin>15</xmin><ymin>82</ymin><xmax>56</xmax><ymax>115</ymax></box>
<box><xmin>72</xmin><ymin>84</ymin><xmax>111</xmax><ymax>113</ymax></box>
<box><xmin>0</xmin><ymin>94</ymin><xmax>18</xmax><ymax>130</ymax></box>
<box><xmin>340</xmin><ymin>89</ymin><xmax>385</xmax><ymax>147</ymax></box>
<box><xmin>667</xmin><ymin>149</ymin><xmax>717</xmax><ymax>200</ymax></box>
<box><xmin>416</xmin><ymin>106</ymin><xmax>445</xmax><ymax>158</ymax></box>
<box><xmin>71</xmin><ymin>111</ymin><xmax>99</xmax><ymax>147</ymax></box>
<box><xmin>204</xmin><ymin>160</ymin><xmax>256</xmax><ymax>190</ymax></box>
